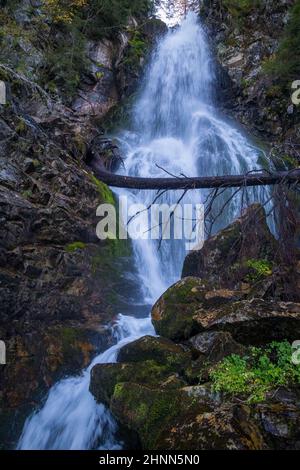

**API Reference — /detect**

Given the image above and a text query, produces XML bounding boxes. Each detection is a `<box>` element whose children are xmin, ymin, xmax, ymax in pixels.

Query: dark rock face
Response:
<box><xmin>72</xmin><ymin>18</ymin><xmax>167</xmax><ymax>118</ymax></box>
<box><xmin>0</xmin><ymin>92</ymin><xmax>133</xmax><ymax>447</ymax></box>
<box><xmin>72</xmin><ymin>39</ymin><xmax>119</xmax><ymax>117</ymax></box>
<box><xmin>115</xmin><ymin>18</ymin><xmax>168</xmax><ymax>101</ymax></box>
<box><xmin>182</xmin><ymin>204</ymin><xmax>277</xmax><ymax>287</ymax></box>
<box><xmin>0</xmin><ymin>1</ymin><xmax>164</xmax><ymax>448</ymax></box>
<box><xmin>183</xmin><ymin>203</ymin><xmax>299</xmax><ymax>301</ymax></box>
<box><xmin>201</xmin><ymin>0</ymin><xmax>299</xmax><ymax>147</ymax></box>
<box><xmin>0</xmin><ymin>28</ymin><xmax>144</xmax><ymax>449</ymax></box>
<box><xmin>189</xmin><ymin>331</ymin><xmax>246</xmax><ymax>363</ymax></box>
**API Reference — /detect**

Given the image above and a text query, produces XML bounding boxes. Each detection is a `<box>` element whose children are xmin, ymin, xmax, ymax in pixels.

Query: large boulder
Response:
<box><xmin>151</xmin><ymin>277</ymin><xmax>239</xmax><ymax>341</ymax></box>
<box><xmin>90</xmin><ymin>335</ymin><xmax>190</xmax><ymax>407</ymax></box>
<box><xmin>189</xmin><ymin>331</ymin><xmax>246</xmax><ymax>362</ymax></box>
<box><xmin>108</xmin><ymin>381</ymin><xmax>300</xmax><ymax>450</ymax></box>
<box><xmin>182</xmin><ymin>204</ymin><xmax>277</xmax><ymax>290</ymax></box>
<box><xmin>193</xmin><ymin>299</ymin><xmax>300</xmax><ymax>345</ymax></box>
<box><xmin>117</xmin><ymin>335</ymin><xmax>191</xmax><ymax>368</ymax></box>
<box><xmin>152</xmin><ymin>279</ymin><xmax>300</xmax><ymax>344</ymax></box>
<box><xmin>90</xmin><ymin>360</ymin><xmax>185</xmax><ymax>406</ymax></box>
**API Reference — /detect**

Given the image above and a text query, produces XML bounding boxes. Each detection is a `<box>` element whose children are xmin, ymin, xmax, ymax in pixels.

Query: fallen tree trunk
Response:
<box><xmin>94</xmin><ymin>167</ymin><xmax>300</xmax><ymax>190</ymax></box>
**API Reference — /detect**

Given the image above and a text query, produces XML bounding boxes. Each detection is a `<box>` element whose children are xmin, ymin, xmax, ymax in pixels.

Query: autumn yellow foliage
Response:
<box><xmin>43</xmin><ymin>0</ymin><xmax>87</xmax><ymax>24</ymax></box>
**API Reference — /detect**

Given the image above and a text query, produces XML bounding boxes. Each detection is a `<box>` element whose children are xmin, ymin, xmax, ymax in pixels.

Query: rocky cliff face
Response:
<box><xmin>201</xmin><ymin>0</ymin><xmax>300</xmax><ymax>163</ymax></box>
<box><xmin>1</xmin><ymin>0</ymin><xmax>299</xmax><ymax>451</ymax></box>
<box><xmin>0</xmin><ymin>1</ymin><xmax>166</xmax><ymax>448</ymax></box>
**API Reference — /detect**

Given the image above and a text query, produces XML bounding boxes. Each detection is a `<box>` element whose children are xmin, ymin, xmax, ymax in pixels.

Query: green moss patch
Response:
<box><xmin>90</xmin><ymin>174</ymin><xmax>115</xmax><ymax>205</ymax></box>
<box><xmin>111</xmin><ymin>383</ymin><xmax>185</xmax><ymax>448</ymax></box>
<box><xmin>151</xmin><ymin>278</ymin><xmax>208</xmax><ymax>341</ymax></box>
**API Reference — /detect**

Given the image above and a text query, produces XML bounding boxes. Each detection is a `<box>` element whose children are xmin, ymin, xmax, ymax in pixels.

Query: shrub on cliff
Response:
<box><xmin>0</xmin><ymin>0</ymin><xmax>154</xmax><ymax>100</ymax></box>
<box><xmin>81</xmin><ymin>0</ymin><xmax>154</xmax><ymax>40</ymax></box>
<box><xmin>223</xmin><ymin>0</ymin><xmax>261</xmax><ymax>17</ymax></box>
<box><xmin>264</xmin><ymin>0</ymin><xmax>300</xmax><ymax>83</ymax></box>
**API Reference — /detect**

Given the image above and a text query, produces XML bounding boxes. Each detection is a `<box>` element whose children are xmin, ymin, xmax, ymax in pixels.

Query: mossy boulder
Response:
<box><xmin>117</xmin><ymin>335</ymin><xmax>191</xmax><ymax>369</ymax></box>
<box><xmin>152</xmin><ymin>277</ymin><xmax>300</xmax><ymax>345</ymax></box>
<box><xmin>151</xmin><ymin>277</ymin><xmax>237</xmax><ymax>341</ymax></box>
<box><xmin>109</xmin><ymin>381</ymin><xmax>296</xmax><ymax>450</ymax></box>
<box><xmin>90</xmin><ymin>360</ymin><xmax>185</xmax><ymax>406</ymax></box>
<box><xmin>110</xmin><ymin>383</ymin><xmax>195</xmax><ymax>449</ymax></box>
<box><xmin>109</xmin><ymin>379</ymin><xmax>300</xmax><ymax>449</ymax></box>
<box><xmin>156</xmin><ymin>401</ymin><xmax>267</xmax><ymax>450</ymax></box>
<box><xmin>90</xmin><ymin>336</ymin><xmax>190</xmax><ymax>408</ymax></box>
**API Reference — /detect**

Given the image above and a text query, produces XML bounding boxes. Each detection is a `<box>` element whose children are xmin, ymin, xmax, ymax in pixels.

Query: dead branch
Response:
<box><xmin>94</xmin><ymin>167</ymin><xmax>300</xmax><ymax>190</ymax></box>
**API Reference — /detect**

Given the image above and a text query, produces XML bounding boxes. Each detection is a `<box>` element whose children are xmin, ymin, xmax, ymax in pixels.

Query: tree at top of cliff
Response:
<box><xmin>43</xmin><ymin>0</ymin><xmax>88</xmax><ymax>24</ymax></box>
<box><xmin>264</xmin><ymin>0</ymin><xmax>300</xmax><ymax>83</ymax></box>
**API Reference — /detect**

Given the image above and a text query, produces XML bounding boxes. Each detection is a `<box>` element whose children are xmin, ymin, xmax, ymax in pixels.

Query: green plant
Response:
<box><xmin>245</xmin><ymin>258</ymin><xmax>273</xmax><ymax>282</ymax></box>
<box><xmin>21</xmin><ymin>189</ymin><xmax>33</xmax><ymax>199</ymax></box>
<box><xmin>65</xmin><ymin>241</ymin><xmax>86</xmax><ymax>252</ymax></box>
<box><xmin>123</xmin><ymin>30</ymin><xmax>147</xmax><ymax>67</ymax></box>
<box><xmin>95</xmin><ymin>71</ymin><xmax>104</xmax><ymax>80</ymax></box>
<box><xmin>41</xmin><ymin>22</ymin><xmax>88</xmax><ymax>100</ymax></box>
<box><xmin>89</xmin><ymin>174</ymin><xmax>115</xmax><ymax>205</ymax></box>
<box><xmin>210</xmin><ymin>341</ymin><xmax>300</xmax><ymax>403</ymax></box>
<box><xmin>80</xmin><ymin>0</ymin><xmax>154</xmax><ymax>40</ymax></box>
<box><xmin>42</xmin><ymin>0</ymin><xmax>88</xmax><ymax>24</ymax></box>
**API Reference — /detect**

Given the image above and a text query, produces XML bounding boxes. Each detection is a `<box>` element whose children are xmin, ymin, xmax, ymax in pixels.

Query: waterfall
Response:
<box><xmin>155</xmin><ymin>0</ymin><xmax>200</xmax><ymax>27</ymax></box>
<box><xmin>18</xmin><ymin>12</ymin><xmax>271</xmax><ymax>450</ymax></box>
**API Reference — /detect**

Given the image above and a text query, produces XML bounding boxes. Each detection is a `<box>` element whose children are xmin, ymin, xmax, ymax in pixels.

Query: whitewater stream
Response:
<box><xmin>18</xmin><ymin>11</ymin><xmax>271</xmax><ymax>450</ymax></box>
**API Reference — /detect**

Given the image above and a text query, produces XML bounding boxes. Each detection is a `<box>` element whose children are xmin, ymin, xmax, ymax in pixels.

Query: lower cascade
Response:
<box><xmin>18</xmin><ymin>12</ymin><xmax>272</xmax><ymax>450</ymax></box>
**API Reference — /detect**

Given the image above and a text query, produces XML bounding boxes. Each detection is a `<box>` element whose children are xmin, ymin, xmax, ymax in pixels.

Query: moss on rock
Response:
<box><xmin>89</xmin><ymin>174</ymin><xmax>115</xmax><ymax>205</ymax></box>
<box><xmin>90</xmin><ymin>360</ymin><xmax>185</xmax><ymax>405</ymax></box>
<box><xmin>110</xmin><ymin>383</ymin><xmax>189</xmax><ymax>449</ymax></box>
<box><xmin>117</xmin><ymin>335</ymin><xmax>191</xmax><ymax>369</ymax></box>
<box><xmin>151</xmin><ymin>277</ymin><xmax>235</xmax><ymax>341</ymax></box>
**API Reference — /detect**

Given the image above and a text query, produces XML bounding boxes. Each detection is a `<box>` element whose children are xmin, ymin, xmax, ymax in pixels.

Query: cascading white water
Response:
<box><xmin>18</xmin><ymin>12</ymin><xmax>271</xmax><ymax>450</ymax></box>
<box><xmin>18</xmin><ymin>315</ymin><xmax>154</xmax><ymax>449</ymax></box>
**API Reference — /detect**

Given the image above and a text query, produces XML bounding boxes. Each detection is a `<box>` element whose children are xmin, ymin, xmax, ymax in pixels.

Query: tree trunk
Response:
<box><xmin>94</xmin><ymin>167</ymin><xmax>300</xmax><ymax>190</ymax></box>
